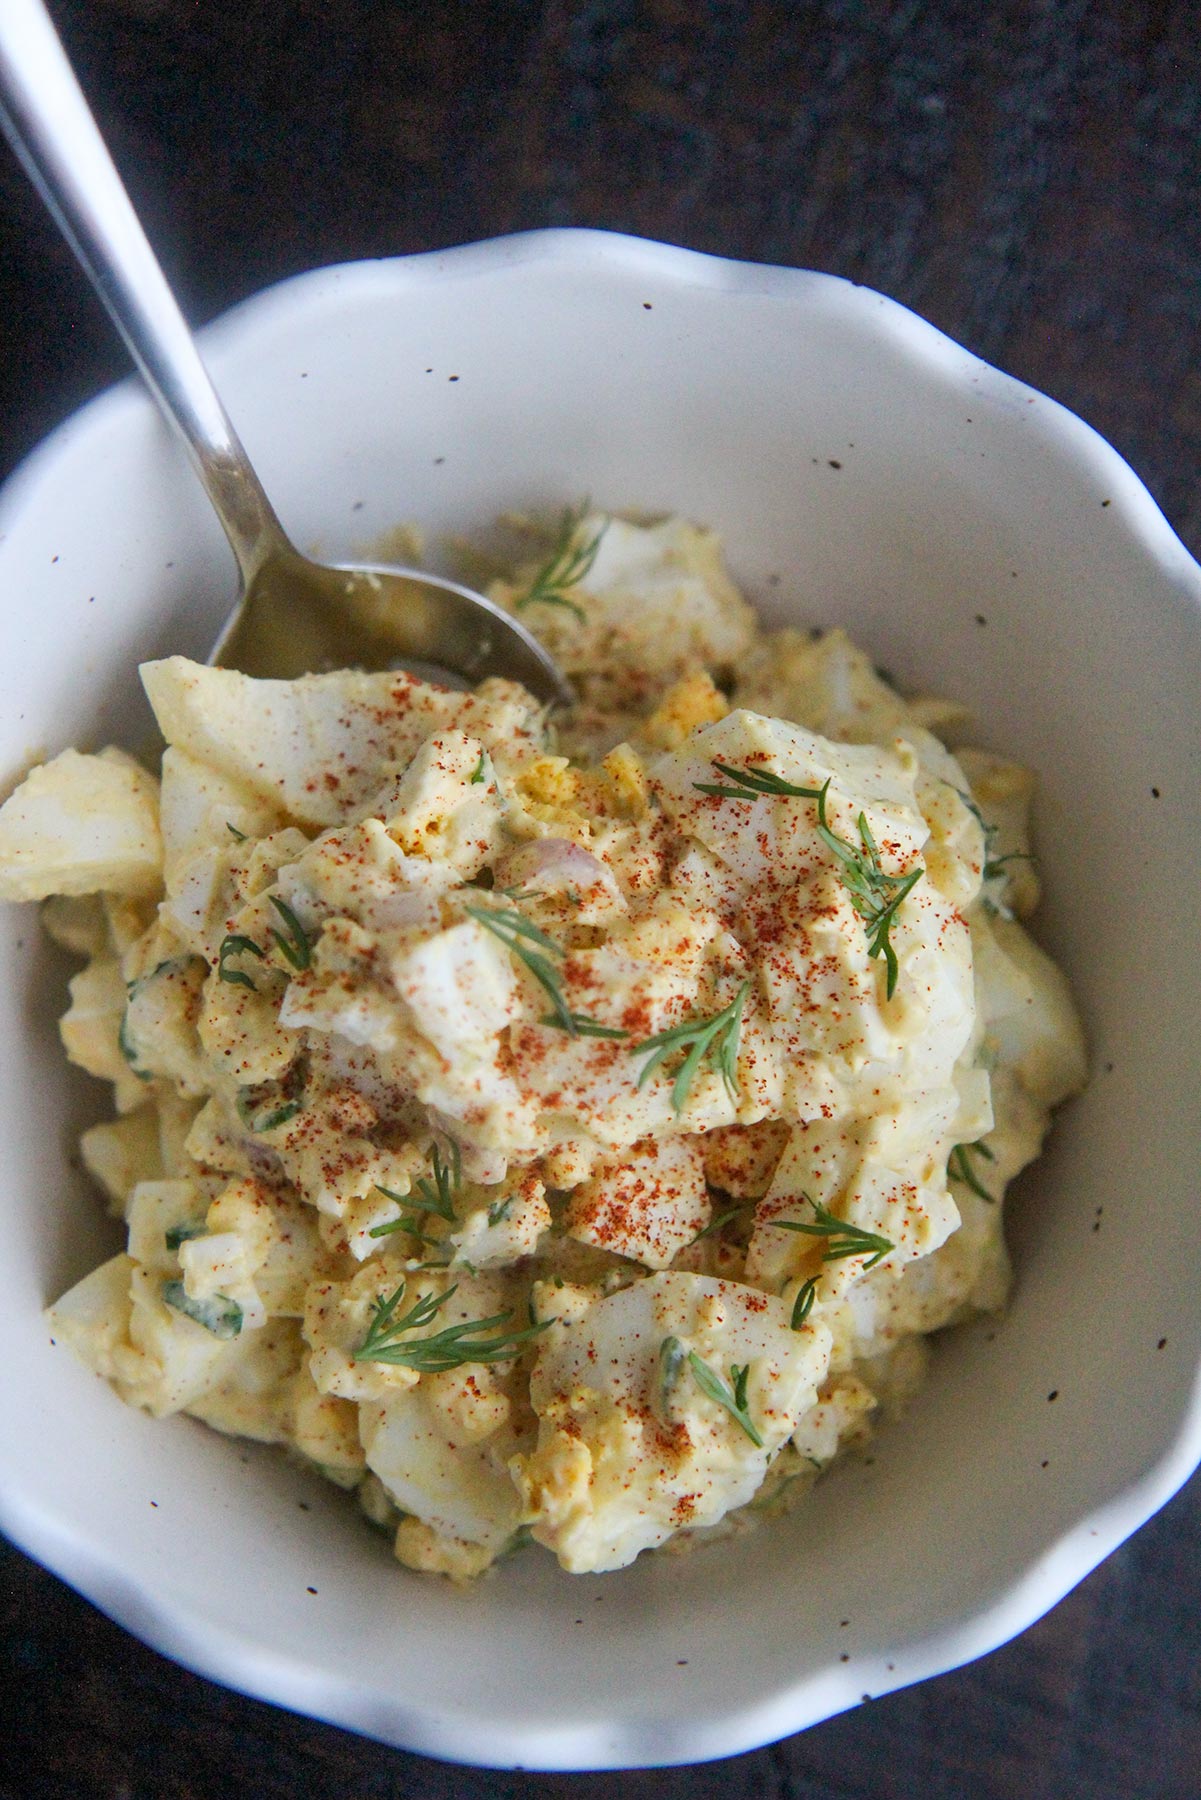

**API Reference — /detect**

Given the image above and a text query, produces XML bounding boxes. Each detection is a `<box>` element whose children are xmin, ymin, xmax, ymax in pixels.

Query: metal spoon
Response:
<box><xmin>0</xmin><ymin>0</ymin><xmax>572</xmax><ymax>704</ymax></box>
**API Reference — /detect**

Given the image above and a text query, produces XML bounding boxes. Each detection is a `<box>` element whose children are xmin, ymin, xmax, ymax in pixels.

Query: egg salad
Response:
<box><xmin>0</xmin><ymin>510</ymin><xmax>1085</xmax><ymax>1580</ymax></box>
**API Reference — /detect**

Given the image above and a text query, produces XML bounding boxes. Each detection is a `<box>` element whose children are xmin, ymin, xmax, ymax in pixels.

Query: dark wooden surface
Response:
<box><xmin>2</xmin><ymin>2</ymin><xmax>1199</xmax><ymax>1794</ymax></box>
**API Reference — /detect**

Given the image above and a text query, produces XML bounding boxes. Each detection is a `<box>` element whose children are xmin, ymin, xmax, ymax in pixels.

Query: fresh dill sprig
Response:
<box><xmin>217</xmin><ymin>932</ymin><xmax>266</xmax><ymax>991</ymax></box>
<box><xmin>412</xmin><ymin>1140</ymin><xmax>462</xmax><ymax>1222</ymax></box>
<box><xmin>692</xmin><ymin>766</ymin><xmax>920</xmax><ymax>997</ymax></box>
<box><xmin>367</xmin><ymin>1206</ymin><xmax>439</xmax><ymax>1246</ymax></box>
<box><xmin>465</xmin><ymin>901</ymin><xmax>572</xmax><ymax>1030</ymax></box>
<box><xmin>513</xmin><ymin>503</ymin><xmax>606</xmax><ymax>625</ymax></box>
<box><xmin>774</xmin><ymin>1194</ymin><xmax>894</xmax><ymax>1269</ymax></box>
<box><xmin>352</xmin><ymin>1281</ymin><xmax>445</xmax><ymax>1359</ymax></box>
<box><xmin>352</xmin><ymin>1280</ymin><xmax>549</xmax><ymax>1371</ymax></box>
<box><xmin>464</xmin><ymin>902</ymin><xmax>626</xmax><ymax>1040</ymax></box>
<box><xmin>948</xmin><ymin>1139</ymin><xmax>997</xmax><ymax>1204</ymax></box>
<box><xmin>693</xmin><ymin>760</ymin><xmax>825</xmax><ymax>801</ymax></box>
<box><xmin>557</xmin><ymin>1013</ymin><xmax>630</xmax><ymax>1039</ymax></box>
<box><xmin>676</xmin><ymin>1341</ymin><xmax>764</xmax><ymax>1447</ymax></box>
<box><xmin>268</xmin><ymin>895</ymin><xmax>312</xmax><ymax>971</ymax></box>
<box><xmin>658</xmin><ymin>1335</ymin><xmax>764</xmax><ymax>1445</ymax></box>
<box><xmin>957</xmin><ymin>789</ymin><xmax>1035</xmax><ymax>887</ymax></box>
<box><xmin>369</xmin><ymin>1142</ymin><xmax>462</xmax><ymax>1239</ymax></box>
<box><xmin>790</xmin><ymin>1276</ymin><xmax>818</xmax><ymax>1329</ymax></box>
<box><xmin>487</xmin><ymin>1193</ymin><xmax>515</xmax><ymax>1227</ymax></box>
<box><xmin>631</xmin><ymin>981</ymin><xmax>749</xmax><ymax>1112</ymax></box>
<box><xmin>689</xmin><ymin>1198</ymin><xmax>757</xmax><ymax>1244</ymax></box>
<box><xmin>813</xmin><ymin>780</ymin><xmax>922</xmax><ymax>1000</ymax></box>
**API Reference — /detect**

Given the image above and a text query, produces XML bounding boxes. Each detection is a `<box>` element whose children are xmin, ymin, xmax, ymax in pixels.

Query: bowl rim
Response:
<box><xmin>2</xmin><ymin>225</ymin><xmax>1200</xmax><ymax>1771</ymax></box>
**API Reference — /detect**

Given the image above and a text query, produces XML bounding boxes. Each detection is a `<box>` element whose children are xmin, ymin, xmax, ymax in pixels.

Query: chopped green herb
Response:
<box><xmin>693</xmin><ymin>760</ymin><xmax>825</xmax><ymax>801</ymax></box>
<box><xmin>487</xmin><ymin>1193</ymin><xmax>516</xmax><ymax>1227</ymax></box>
<box><xmin>162</xmin><ymin>1279</ymin><xmax>243</xmax><ymax>1339</ymax></box>
<box><xmin>685</xmin><ymin>1347</ymin><xmax>764</xmax><ymax>1447</ymax></box>
<box><xmin>268</xmin><ymin>895</ymin><xmax>312</xmax><ymax>971</ymax></box>
<box><xmin>959</xmin><ymin>789</ymin><xmax>988</xmax><ymax>834</ymax></box>
<box><xmin>790</xmin><ymin>1276</ymin><xmax>818</xmax><ymax>1329</ymax></box>
<box><xmin>226</xmin><ymin>822</ymin><xmax>248</xmax><ymax>843</ymax></box>
<box><xmin>465</xmin><ymin>902</ymin><xmax>624</xmax><ymax>1039</ymax></box>
<box><xmin>236</xmin><ymin>1089</ymin><xmax>302</xmax><ymax>1135</ymax></box>
<box><xmin>656</xmin><ymin>1332</ymin><xmax>689</xmax><ymax>1422</ymax></box>
<box><xmin>498</xmin><ymin>1523</ymin><xmax>535</xmax><ymax>1560</ymax></box>
<box><xmin>513</xmin><ymin>503</ymin><xmax>606</xmax><ymax>625</ymax></box>
<box><xmin>118</xmin><ymin>957</ymin><xmax>202</xmax><ymax>1083</ymax></box>
<box><xmin>117</xmin><ymin>1009</ymin><xmax>152</xmax><ymax>1080</ymax></box>
<box><xmin>631</xmin><ymin>981</ymin><xmax>749</xmax><ymax>1112</ymax></box>
<box><xmin>948</xmin><ymin>1140</ymin><xmax>997</xmax><ymax>1204</ymax></box>
<box><xmin>257</xmin><ymin>1099</ymin><xmax>302</xmax><ymax>1133</ymax></box>
<box><xmin>469</xmin><ymin>750</ymin><xmax>489</xmax><ymax>785</ymax></box>
<box><xmin>774</xmin><ymin>1194</ymin><xmax>894</xmax><ymax>1269</ymax></box>
<box><xmin>957</xmin><ymin>788</ymin><xmax>1035</xmax><ymax>886</ymax></box>
<box><xmin>352</xmin><ymin>1280</ymin><xmax>550</xmax><ymax>1371</ymax></box>
<box><xmin>164</xmin><ymin>1221</ymin><xmax>207</xmax><ymax>1252</ymax></box>
<box><xmin>120</xmin><ymin>961</ymin><xmax>180</xmax><ymax>1066</ymax></box>
<box><xmin>217</xmin><ymin>932</ymin><xmax>266</xmax><ymax>991</ymax></box>
<box><xmin>983</xmin><ymin>848</ymin><xmax>1035</xmax><ymax>881</ymax></box>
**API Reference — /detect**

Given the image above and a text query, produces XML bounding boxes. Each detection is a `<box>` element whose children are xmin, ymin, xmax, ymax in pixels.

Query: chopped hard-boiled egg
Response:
<box><xmin>513</xmin><ymin>1271</ymin><xmax>831</xmax><ymax>1571</ymax></box>
<box><xmin>7</xmin><ymin>509</ymin><xmax>1084</xmax><ymax>1580</ymax></box>
<box><xmin>0</xmin><ymin>747</ymin><xmax>162</xmax><ymax>900</ymax></box>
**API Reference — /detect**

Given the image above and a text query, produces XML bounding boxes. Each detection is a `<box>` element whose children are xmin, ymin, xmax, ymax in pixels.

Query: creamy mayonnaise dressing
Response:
<box><xmin>0</xmin><ymin>511</ymin><xmax>1085</xmax><ymax>1579</ymax></box>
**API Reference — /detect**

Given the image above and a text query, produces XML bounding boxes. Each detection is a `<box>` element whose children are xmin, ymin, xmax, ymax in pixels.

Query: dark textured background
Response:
<box><xmin>2</xmin><ymin>2</ymin><xmax>1199</xmax><ymax>1795</ymax></box>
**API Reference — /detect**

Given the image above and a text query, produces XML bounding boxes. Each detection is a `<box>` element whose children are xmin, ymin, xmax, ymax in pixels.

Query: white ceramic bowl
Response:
<box><xmin>1</xmin><ymin>230</ymin><xmax>1198</xmax><ymax>1771</ymax></box>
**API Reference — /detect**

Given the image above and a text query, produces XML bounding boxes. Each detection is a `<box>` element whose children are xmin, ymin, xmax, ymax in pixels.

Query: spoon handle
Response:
<box><xmin>0</xmin><ymin>0</ymin><xmax>285</xmax><ymax>580</ymax></box>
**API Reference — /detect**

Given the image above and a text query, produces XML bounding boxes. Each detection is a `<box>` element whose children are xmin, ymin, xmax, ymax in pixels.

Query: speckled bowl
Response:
<box><xmin>0</xmin><ymin>230</ymin><xmax>1198</xmax><ymax>1770</ymax></box>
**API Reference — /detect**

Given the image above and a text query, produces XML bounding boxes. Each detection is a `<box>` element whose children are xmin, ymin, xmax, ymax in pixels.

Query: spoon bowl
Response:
<box><xmin>211</xmin><ymin>544</ymin><xmax>571</xmax><ymax>696</ymax></box>
<box><xmin>0</xmin><ymin>0</ymin><xmax>571</xmax><ymax>707</ymax></box>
